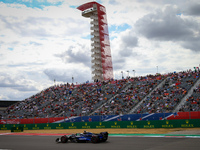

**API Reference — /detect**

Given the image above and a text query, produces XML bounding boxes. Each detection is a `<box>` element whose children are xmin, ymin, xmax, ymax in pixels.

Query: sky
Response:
<box><xmin>0</xmin><ymin>0</ymin><xmax>200</xmax><ymax>101</ymax></box>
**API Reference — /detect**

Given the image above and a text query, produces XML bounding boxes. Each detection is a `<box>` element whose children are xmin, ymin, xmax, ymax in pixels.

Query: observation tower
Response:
<box><xmin>77</xmin><ymin>2</ymin><xmax>113</xmax><ymax>81</ymax></box>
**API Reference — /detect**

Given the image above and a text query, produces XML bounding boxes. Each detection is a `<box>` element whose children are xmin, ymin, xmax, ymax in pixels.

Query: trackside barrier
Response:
<box><xmin>11</xmin><ymin>126</ymin><xmax>24</xmax><ymax>132</ymax></box>
<box><xmin>0</xmin><ymin>119</ymin><xmax>200</xmax><ymax>130</ymax></box>
<box><xmin>1</xmin><ymin>112</ymin><xmax>200</xmax><ymax>124</ymax></box>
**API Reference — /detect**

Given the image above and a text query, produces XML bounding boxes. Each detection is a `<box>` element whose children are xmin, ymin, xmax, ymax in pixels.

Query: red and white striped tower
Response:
<box><xmin>77</xmin><ymin>2</ymin><xmax>113</xmax><ymax>81</ymax></box>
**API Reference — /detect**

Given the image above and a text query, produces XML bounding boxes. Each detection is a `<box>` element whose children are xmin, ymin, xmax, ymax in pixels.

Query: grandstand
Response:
<box><xmin>0</xmin><ymin>100</ymin><xmax>19</xmax><ymax>119</ymax></box>
<box><xmin>0</xmin><ymin>69</ymin><xmax>199</xmax><ymax>121</ymax></box>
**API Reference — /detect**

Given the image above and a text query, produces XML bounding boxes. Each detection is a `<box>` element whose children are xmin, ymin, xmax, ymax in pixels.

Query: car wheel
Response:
<box><xmin>102</xmin><ymin>136</ymin><xmax>108</xmax><ymax>142</ymax></box>
<box><xmin>61</xmin><ymin>136</ymin><xmax>68</xmax><ymax>143</ymax></box>
<box><xmin>91</xmin><ymin>136</ymin><xmax>99</xmax><ymax>143</ymax></box>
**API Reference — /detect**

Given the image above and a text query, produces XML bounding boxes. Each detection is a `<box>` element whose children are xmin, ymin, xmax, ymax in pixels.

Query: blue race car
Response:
<box><xmin>56</xmin><ymin>131</ymin><xmax>108</xmax><ymax>143</ymax></box>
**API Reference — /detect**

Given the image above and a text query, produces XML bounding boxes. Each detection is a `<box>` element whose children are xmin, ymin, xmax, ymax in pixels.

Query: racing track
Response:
<box><xmin>0</xmin><ymin>135</ymin><xmax>200</xmax><ymax>150</ymax></box>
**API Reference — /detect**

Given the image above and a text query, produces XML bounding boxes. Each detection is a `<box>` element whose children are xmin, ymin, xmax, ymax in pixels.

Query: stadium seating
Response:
<box><xmin>134</xmin><ymin>71</ymin><xmax>199</xmax><ymax>114</ymax></box>
<box><xmin>179</xmin><ymin>83</ymin><xmax>200</xmax><ymax>112</ymax></box>
<box><xmin>0</xmin><ymin>69</ymin><xmax>199</xmax><ymax>120</ymax></box>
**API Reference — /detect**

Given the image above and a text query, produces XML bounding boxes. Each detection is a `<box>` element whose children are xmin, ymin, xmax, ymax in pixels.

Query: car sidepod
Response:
<box><xmin>75</xmin><ymin>134</ymin><xmax>92</xmax><ymax>143</ymax></box>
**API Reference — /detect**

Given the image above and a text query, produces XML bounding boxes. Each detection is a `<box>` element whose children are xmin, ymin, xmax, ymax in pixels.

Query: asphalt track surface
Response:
<box><xmin>0</xmin><ymin>135</ymin><xmax>200</xmax><ymax>150</ymax></box>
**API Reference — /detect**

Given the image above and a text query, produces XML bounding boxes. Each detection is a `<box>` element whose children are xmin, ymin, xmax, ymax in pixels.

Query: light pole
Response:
<box><xmin>133</xmin><ymin>70</ymin><xmax>135</xmax><ymax>77</ymax></box>
<box><xmin>127</xmin><ymin>70</ymin><xmax>129</xmax><ymax>78</ymax></box>
<box><xmin>121</xmin><ymin>71</ymin><xmax>124</xmax><ymax>79</ymax></box>
<box><xmin>156</xmin><ymin>66</ymin><xmax>158</xmax><ymax>74</ymax></box>
<box><xmin>72</xmin><ymin>76</ymin><xmax>74</xmax><ymax>83</ymax></box>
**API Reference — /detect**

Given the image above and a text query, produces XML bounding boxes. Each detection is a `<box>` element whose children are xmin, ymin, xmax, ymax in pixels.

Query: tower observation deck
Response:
<box><xmin>77</xmin><ymin>2</ymin><xmax>113</xmax><ymax>81</ymax></box>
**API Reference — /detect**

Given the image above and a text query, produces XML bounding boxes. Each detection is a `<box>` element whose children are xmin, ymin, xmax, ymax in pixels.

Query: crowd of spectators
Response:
<box><xmin>135</xmin><ymin>70</ymin><xmax>199</xmax><ymax>114</ymax></box>
<box><xmin>1</xmin><ymin>82</ymin><xmax>96</xmax><ymax>119</ymax></box>
<box><xmin>0</xmin><ymin>69</ymin><xmax>200</xmax><ymax>120</ymax></box>
<box><xmin>56</xmin><ymin>78</ymin><xmax>133</xmax><ymax>117</ymax></box>
<box><xmin>92</xmin><ymin>74</ymin><xmax>165</xmax><ymax>115</ymax></box>
<box><xmin>179</xmin><ymin>83</ymin><xmax>200</xmax><ymax>112</ymax></box>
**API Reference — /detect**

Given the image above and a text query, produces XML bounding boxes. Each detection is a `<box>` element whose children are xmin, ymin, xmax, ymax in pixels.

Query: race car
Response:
<box><xmin>56</xmin><ymin>131</ymin><xmax>108</xmax><ymax>143</ymax></box>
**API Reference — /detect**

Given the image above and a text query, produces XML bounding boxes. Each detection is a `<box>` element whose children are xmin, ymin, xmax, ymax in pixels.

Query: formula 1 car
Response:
<box><xmin>56</xmin><ymin>131</ymin><xmax>108</xmax><ymax>143</ymax></box>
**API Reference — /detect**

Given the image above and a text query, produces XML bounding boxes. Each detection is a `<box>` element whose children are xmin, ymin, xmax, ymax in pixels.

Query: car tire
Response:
<box><xmin>102</xmin><ymin>136</ymin><xmax>108</xmax><ymax>142</ymax></box>
<box><xmin>61</xmin><ymin>136</ymin><xmax>68</xmax><ymax>143</ymax></box>
<box><xmin>91</xmin><ymin>136</ymin><xmax>99</xmax><ymax>143</ymax></box>
<box><xmin>101</xmin><ymin>132</ymin><xmax>108</xmax><ymax>142</ymax></box>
